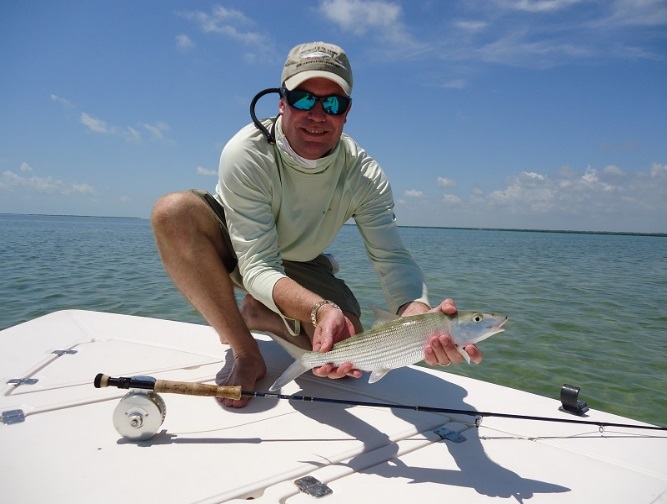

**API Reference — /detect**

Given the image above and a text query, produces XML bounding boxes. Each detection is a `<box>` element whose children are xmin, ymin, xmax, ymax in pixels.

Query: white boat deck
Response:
<box><xmin>1</xmin><ymin>310</ymin><xmax>666</xmax><ymax>503</ymax></box>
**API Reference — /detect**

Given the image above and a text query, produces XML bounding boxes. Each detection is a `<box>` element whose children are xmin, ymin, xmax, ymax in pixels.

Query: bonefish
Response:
<box><xmin>268</xmin><ymin>308</ymin><xmax>508</xmax><ymax>391</ymax></box>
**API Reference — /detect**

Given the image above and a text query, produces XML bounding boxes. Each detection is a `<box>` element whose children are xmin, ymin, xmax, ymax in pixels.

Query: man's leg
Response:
<box><xmin>150</xmin><ymin>191</ymin><xmax>265</xmax><ymax>408</ymax></box>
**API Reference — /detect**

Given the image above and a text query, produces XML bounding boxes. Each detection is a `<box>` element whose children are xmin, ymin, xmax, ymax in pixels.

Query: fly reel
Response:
<box><xmin>112</xmin><ymin>390</ymin><xmax>166</xmax><ymax>441</ymax></box>
<box><xmin>96</xmin><ymin>372</ymin><xmax>242</xmax><ymax>442</ymax></box>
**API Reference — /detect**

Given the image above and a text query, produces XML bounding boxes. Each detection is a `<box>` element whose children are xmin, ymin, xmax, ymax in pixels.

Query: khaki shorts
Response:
<box><xmin>191</xmin><ymin>190</ymin><xmax>361</xmax><ymax>319</ymax></box>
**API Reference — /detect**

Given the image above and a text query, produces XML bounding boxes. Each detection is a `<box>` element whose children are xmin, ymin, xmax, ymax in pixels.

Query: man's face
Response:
<box><xmin>279</xmin><ymin>77</ymin><xmax>351</xmax><ymax>160</ymax></box>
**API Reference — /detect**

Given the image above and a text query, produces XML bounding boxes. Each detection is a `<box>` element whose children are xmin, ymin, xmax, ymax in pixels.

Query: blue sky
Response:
<box><xmin>1</xmin><ymin>0</ymin><xmax>665</xmax><ymax>233</ymax></box>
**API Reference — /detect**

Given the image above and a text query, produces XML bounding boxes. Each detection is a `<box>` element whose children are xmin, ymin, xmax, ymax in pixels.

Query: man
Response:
<box><xmin>151</xmin><ymin>42</ymin><xmax>482</xmax><ymax>408</ymax></box>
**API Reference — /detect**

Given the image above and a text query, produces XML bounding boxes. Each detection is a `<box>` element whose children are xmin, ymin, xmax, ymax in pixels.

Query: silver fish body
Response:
<box><xmin>268</xmin><ymin>309</ymin><xmax>507</xmax><ymax>391</ymax></box>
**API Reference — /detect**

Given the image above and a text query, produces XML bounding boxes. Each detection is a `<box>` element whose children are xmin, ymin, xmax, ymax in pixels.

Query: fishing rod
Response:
<box><xmin>94</xmin><ymin>373</ymin><xmax>667</xmax><ymax>434</ymax></box>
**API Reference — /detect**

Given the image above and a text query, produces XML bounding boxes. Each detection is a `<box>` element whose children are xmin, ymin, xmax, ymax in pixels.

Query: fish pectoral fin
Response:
<box><xmin>456</xmin><ymin>345</ymin><xmax>471</xmax><ymax>365</ymax></box>
<box><xmin>371</xmin><ymin>306</ymin><xmax>400</xmax><ymax>328</ymax></box>
<box><xmin>368</xmin><ymin>369</ymin><xmax>391</xmax><ymax>383</ymax></box>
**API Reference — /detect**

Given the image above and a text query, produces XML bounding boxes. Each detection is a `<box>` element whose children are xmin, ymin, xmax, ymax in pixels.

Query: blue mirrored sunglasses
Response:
<box><xmin>281</xmin><ymin>87</ymin><xmax>351</xmax><ymax>116</ymax></box>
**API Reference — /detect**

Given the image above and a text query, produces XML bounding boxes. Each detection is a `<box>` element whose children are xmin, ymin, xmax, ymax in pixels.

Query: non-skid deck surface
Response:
<box><xmin>1</xmin><ymin>310</ymin><xmax>665</xmax><ymax>503</ymax></box>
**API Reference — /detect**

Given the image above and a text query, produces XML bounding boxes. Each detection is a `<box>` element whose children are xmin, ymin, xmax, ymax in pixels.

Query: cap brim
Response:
<box><xmin>284</xmin><ymin>71</ymin><xmax>351</xmax><ymax>96</ymax></box>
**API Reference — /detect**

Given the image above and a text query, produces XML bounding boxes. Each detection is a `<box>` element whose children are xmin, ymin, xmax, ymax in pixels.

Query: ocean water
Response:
<box><xmin>1</xmin><ymin>214</ymin><xmax>666</xmax><ymax>427</ymax></box>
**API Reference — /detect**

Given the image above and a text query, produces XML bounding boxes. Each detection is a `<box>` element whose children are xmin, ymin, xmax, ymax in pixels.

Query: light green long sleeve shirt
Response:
<box><xmin>216</xmin><ymin>117</ymin><xmax>428</xmax><ymax>316</ymax></box>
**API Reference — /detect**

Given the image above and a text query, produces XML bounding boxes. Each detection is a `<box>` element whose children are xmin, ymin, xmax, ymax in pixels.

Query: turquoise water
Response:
<box><xmin>1</xmin><ymin>214</ymin><xmax>666</xmax><ymax>426</ymax></box>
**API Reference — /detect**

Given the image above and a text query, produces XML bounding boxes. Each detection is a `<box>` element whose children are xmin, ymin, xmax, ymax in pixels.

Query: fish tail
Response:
<box><xmin>269</xmin><ymin>360</ymin><xmax>311</xmax><ymax>392</ymax></box>
<box><xmin>266</xmin><ymin>332</ymin><xmax>311</xmax><ymax>392</ymax></box>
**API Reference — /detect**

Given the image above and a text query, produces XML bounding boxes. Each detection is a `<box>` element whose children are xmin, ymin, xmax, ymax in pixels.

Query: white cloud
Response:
<box><xmin>455</xmin><ymin>20</ymin><xmax>488</xmax><ymax>32</ymax></box>
<box><xmin>603</xmin><ymin>164</ymin><xmax>626</xmax><ymax>176</ymax></box>
<box><xmin>20</xmin><ymin>162</ymin><xmax>33</xmax><ymax>173</ymax></box>
<box><xmin>179</xmin><ymin>5</ymin><xmax>276</xmax><ymax>62</ymax></box>
<box><xmin>319</xmin><ymin>0</ymin><xmax>403</xmax><ymax>35</ymax></box>
<box><xmin>1</xmin><ymin>166</ymin><xmax>95</xmax><ymax>196</ymax></box>
<box><xmin>404</xmin><ymin>189</ymin><xmax>425</xmax><ymax>198</ymax></box>
<box><xmin>494</xmin><ymin>0</ymin><xmax>583</xmax><ymax>13</ymax></box>
<box><xmin>182</xmin><ymin>5</ymin><xmax>250</xmax><ymax>34</ymax></box>
<box><xmin>523</xmin><ymin>171</ymin><xmax>546</xmax><ymax>181</ymax></box>
<box><xmin>594</xmin><ymin>0</ymin><xmax>667</xmax><ymax>28</ymax></box>
<box><xmin>124</xmin><ymin>126</ymin><xmax>142</xmax><ymax>144</ymax></box>
<box><xmin>442</xmin><ymin>79</ymin><xmax>467</xmax><ymax>89</ymax></box>
<box><xmin>396</xmin><ymin>162</ymin><xmax>667</xmax><ymax>232</ymax></box>
<box><xmin>319</xmin><ymin>0</ymin><xmax>425</xmax><ymax>54</ymax></box>
<box><xmin>651</xmin><ymin>162</ymin><xmax>667</xmax><ymax>177</ymax></box>
<box><xmin>50</xmin><ymin>94</ymin><xmax>73</xmax><ymax>108</ymax></box>
<box><xmin>141</xmin><ymin>122</ymin><xmax>170</xmax><ymax>141</ymax></box>
<box><xmin>197</xmin><ymin>166</ymin><xmax>218</xmax><ymax>176</ymax></box>
<box><xmin>437</xmin><ymin>0</ymin><xmax>667</xmax><ymax>70</ymax></box>
<box><xmin>79</xmin><ymin>111</ymin><xmax>170</xmax><ymax>144</ymax></box>
<box><xmin>176</xmin><ymin>33</ymin><xmax>195</xmax><ymax>50</ymax></box>
<box><xmin>437</xmin><ymin>176</ymin><xmax>456</xmax><ymax>187</ymax></box>
<box><xmin>443</xmin><ymin>194</ymin><xmax>462</xmax><ymax>205</ymax></box>
<box><xmin>81</xmin><ymin>112</ymin><xmax>110</xmax><ymax>133</ymax></box>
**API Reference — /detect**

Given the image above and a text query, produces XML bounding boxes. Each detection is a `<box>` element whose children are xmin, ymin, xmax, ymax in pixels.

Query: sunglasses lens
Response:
<box><xmin>285</xmin><ymin>90</ymin><xmax>350</xmax><ymax>116</ymax></box>
<box><xmin>290</xmin><ymin>91</ymin><xmax>316</xmax><ymax>111</ymax></box>
<box><xmin>322</xmin><ymin>96</ymin><xmax>341</xmax><ymax>115</ymax></box>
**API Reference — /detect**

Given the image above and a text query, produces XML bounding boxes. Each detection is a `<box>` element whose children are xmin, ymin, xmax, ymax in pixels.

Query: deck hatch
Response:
<box><xmin>1</xmin><ymin>409</ymin><xmax>26</xmax><ymax>425</ymax></box>
<box><xmin>433</xmin><ymin>426</ymin><xmax>467</xmax><ymax>443</ymax></box>
<box><xmin>294</xmin><ymin>476</ymin><xmax>333</xmax><ymax>498</ymax></box>
<box><xmin>7</xmin><ymin>378</ymin><xmax>38</xmax><ymax>386</ymax></box>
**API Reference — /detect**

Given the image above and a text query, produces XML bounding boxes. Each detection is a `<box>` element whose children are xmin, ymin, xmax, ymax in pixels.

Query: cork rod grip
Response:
<box><xmin>154</xmin><ymin>379</ymin><xmax>242</xmax><ymax>400</ymax></box>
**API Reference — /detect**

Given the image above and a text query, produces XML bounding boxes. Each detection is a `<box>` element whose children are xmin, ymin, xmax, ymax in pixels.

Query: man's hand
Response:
<box><xmin>311</xmin><ymin>303</ymin><xmax>362</xmax><ymax>380</ymax></box>
<box><xmin>423</xmin><ymin>298</ymin><xmax>483</xmax><ymax>366</ymax></box>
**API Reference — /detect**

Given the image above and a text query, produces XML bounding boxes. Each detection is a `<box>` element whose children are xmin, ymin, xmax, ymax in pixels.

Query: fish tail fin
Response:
<box><xmin>269</xmin><ymin>360</ymin><xmax>311</xmax><ymax>392</ymax></box>
<box><xmin>266</xmin><ymin>332</ymin><xmax>311</xmax><ymax>392</ymax></box>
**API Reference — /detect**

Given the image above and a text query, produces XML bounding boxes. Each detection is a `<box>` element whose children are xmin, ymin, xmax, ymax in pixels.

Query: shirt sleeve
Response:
<box><xmin>216</xmin><ymin>127</ymin><xmax>286</xmax><ymax>315</ymax></box>
<box><xmin>351</xmin><ymin>156</ymin><xmax>430</xmax><ymax>313</ymax></box>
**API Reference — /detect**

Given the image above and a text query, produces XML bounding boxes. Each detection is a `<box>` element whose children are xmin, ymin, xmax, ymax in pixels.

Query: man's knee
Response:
<box><xmin>151</xmin><ymin>191</ymin><xmax>203</xmax><ymax>235</ymax></box>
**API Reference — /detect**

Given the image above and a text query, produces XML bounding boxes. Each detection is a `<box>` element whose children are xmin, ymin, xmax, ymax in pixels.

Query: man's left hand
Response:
<box><xmin>414</xmin><ymin>299</ymin><xmax>484</xmax><ymax>367</ymax></box>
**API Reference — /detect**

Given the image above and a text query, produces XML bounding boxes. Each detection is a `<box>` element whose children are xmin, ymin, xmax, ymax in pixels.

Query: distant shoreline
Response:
<box><xmin>395</xmin><ymin>224</ymin><xmax>667</xmax><ymax>238</ymax></box>
<box><xmin>0</xmin><ymin>212</ymin><xmax>145</xmax><ymax>221</ymax></box>
<box><xmin>2</xmin><ymin>213</ymin><xmax>665</xmax><ymax>238</ymax></box>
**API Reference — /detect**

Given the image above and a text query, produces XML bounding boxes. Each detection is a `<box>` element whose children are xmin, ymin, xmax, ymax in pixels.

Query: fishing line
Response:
<box><xmin>95</xmin><ymin>374</ymin><xmax>667</xmax><ymax>433</ymax></box>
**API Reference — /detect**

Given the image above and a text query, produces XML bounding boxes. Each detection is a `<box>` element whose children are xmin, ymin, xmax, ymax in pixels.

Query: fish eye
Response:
<box><xmin>472</xmin><ymin>313</ymin><xmax>484</xmax><ymax>322</ymax></box>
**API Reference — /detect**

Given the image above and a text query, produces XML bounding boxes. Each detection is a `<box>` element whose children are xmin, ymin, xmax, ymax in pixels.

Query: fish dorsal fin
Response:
<box><xmin>368</xmin><ymin>368</ymin><xmax>391</xmax><ymax>383</ymax></box>
<box><xmin>371</xmin><ymin>306</ymin><xmax>400</xmax><ymax>328</ymax></box>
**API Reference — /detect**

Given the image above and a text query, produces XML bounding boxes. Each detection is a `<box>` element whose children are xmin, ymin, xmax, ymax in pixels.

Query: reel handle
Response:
<box><xmin>94</xmin><ymin>373</ymin><xmax>242</xmax><ymax>400</ymax></box>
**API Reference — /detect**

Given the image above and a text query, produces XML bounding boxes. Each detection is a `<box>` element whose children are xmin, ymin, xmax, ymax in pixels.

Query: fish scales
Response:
<box><xmin>300</xmin><ymin>313</ymin><xmax>449</xmax><ymax>370</ymax></box>
<box><xmin>268</xmin><ymin>309</ymin><xmax>507</xmax><ymax>391</ymax></box>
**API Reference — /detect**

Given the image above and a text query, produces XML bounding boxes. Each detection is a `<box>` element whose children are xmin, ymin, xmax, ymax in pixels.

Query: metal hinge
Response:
<box><xmin>434</xmin><ymin>426</ymin><xmax>467</xmax><ymax>443</ymax></box>
<box><xmin>2</xmin><ymin>409</ymin><xmax>26</xmax><ymax>425</ymax></box>
<box><xmin>7</xmin><ymin>378</ymin><xmax>38</xmax><ymax>385</ymax></box>
<box><xmin>294</xmin><ymin>476</ymin><xmax>333</xmax><ymax>498</ymax></box>
<box><xmin>53</xmin><ymin>349</ymin><xmax>78</xmax><ymax>356</ymax></box>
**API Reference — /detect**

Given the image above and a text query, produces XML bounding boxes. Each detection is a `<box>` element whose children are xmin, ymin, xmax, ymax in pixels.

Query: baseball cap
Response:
<box><xmin>281</xmin><ymin>42</ymin><xmax>353</xmax><ymax>96</ymax></box>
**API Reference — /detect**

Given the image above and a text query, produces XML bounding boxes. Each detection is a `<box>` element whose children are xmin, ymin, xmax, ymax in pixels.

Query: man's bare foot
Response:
<box><xmin>216</xmin><ymin>353</ymin><xmax>267</xmax><ymax>408</ymax></box>
<box><xmin>240</xmin><ymin>295</ymin><xmax>282</xmax><ymax>332</ymax></box>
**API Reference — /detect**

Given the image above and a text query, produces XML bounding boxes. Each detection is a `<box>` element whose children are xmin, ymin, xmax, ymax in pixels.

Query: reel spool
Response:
<box><xmin>112</xmin><ymin>390</ymin><xmax>166</xmax><ymax>441</ymax></box>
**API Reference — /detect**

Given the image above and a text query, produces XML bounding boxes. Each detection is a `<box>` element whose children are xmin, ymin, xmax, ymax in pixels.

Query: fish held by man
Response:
<box><xmin>268</xmin><ymin>308</ymin><xmax>508</xmax><ymax>391</ymax></box>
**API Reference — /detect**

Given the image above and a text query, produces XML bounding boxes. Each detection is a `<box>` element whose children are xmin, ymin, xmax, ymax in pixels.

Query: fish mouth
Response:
<box><xmin>493</xmin><ymin>316</ymin><xmax>509</xmax><ymax>331</ymax></box>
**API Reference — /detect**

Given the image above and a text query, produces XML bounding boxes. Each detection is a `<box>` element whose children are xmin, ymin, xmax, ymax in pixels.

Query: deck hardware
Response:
<box><xmin>434</xmin><ymin>426</ymin><xmax>467</xmax><ymax>443</ymax></box>
<box><xmin>7</xmin><ymin>378</ymin><xmax>38</xmax><ymax>385</ymax></box>
<box><xmin>559</xmin><ymin>384</ymin><xmax>589</xmax><ymax>416</ymax></box>
<box><xmin>1</xmin><ymin>409</ymin><xmax>26</xmax><ymax>425</ymax></box>
<box><xmin>52</xmin><ymin>349</ymin><xmax>78</xmax><ymax>356</ymax></box>
<box><xmin>294</xmin><ymin>476</ymin><xmax>333</xmax><ymax>498</ymax></box>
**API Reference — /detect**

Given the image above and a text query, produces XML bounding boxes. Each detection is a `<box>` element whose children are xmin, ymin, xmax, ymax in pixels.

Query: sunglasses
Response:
<box><xmin>281</xmin><ymin>87</ymin><xmax>351</xmax><ymax>116</ymax></box>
